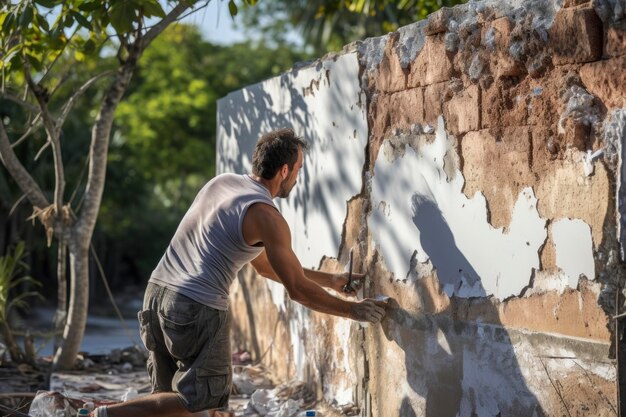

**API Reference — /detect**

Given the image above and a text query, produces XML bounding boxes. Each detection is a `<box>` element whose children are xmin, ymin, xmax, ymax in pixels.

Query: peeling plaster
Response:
<box><xmin>606</xmin><ymin>109</ymin><xmax>626</xmax><ymax>259</ymax></box>
<box><xmin>552</xmin><ymin>219</ymin><xmax>595</xmax><ymax>287</ymax></box>
<box><xmin>370</xmin><ymin>116</ymin><xmax>547</xmax><ymax>300</ymax></box>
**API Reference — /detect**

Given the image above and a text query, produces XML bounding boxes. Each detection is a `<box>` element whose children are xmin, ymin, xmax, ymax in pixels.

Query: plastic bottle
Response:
<box><xmin>77</xmin><ymin>402</ymin><xmax>94</xmax><ymax>417</ymax></box>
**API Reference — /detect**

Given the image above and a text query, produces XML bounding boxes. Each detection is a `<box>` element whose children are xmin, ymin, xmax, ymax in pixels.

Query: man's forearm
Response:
<box><xmin>303</xmin><ymin>268</ymin><xmax>336</xmax><ymax>287</ymax></box>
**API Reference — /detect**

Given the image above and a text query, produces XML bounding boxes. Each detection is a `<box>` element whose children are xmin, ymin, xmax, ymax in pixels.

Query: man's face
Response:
<box><xmin>277</xmin><ymin>148</ymin><xmax>303</xmax><ymax>198</ymax></box>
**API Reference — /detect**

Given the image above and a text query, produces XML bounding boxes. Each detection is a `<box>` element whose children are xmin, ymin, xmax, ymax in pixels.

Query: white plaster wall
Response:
<box><xmin>217</xmin><ymin>52</ymin><xmax>366</xmax><ymax>387</ymax></box>
<box><xmin>217</xmin><ymin>52</ymin><xmax>367</xmax><ymax>269</ymax></box>
<box><xmin>370</xmin><ymin>118</ymin><xmax>550</xmax><ymax>299</ymax></box>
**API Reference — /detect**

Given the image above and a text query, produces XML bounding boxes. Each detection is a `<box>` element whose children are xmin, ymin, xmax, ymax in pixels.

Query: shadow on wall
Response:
<box><xmin>219</xmin><ymin>59</ymin><xmax>368</xmax><ymax>376</ymax></box>
<box><xmin>379</xmin><ymin>195</ymin><xmax>545</xmax><ymax>417</ymax></box>
<box><xmin>218</xmin><ymin>61</ymin><xmax>367</xmax><ymax>267</ymax></box>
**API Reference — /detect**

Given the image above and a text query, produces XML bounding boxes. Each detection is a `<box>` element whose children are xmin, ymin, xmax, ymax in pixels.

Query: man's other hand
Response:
<box><xmin>350</xmin><ymin>298</ymin><xmax>388</xmax><ymax>323</ymax></box>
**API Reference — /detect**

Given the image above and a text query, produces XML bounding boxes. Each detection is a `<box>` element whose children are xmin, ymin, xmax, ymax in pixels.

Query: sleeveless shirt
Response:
<box><xmin>149</xmin><ymin>173</ymin><xmax>277</xmax><ymax>310</ymax></box>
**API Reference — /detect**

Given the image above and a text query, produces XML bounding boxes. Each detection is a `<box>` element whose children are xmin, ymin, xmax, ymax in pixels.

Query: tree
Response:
<box><xmin>240</xmin><ymin>0</ymin><xmax>467</xmax><ymax>54</ymax></box>
<box><xmin>0</xmin><ymin>0</ymin><xmax>251</xmax><ymax>369</ymax></box>
<box><xmin>101</xmin><ymin>25</ymin><xmax>311</xmax><ymax>284</ymax></box>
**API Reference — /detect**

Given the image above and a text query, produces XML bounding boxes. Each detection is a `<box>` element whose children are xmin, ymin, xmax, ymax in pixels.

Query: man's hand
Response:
<box><xmin>350</xmin><ymin>298</ymin><xmax>388</xmax><ymax>323</ymax></box>
<box><xmin>331</xmin><ymin>272</ymin><xmax>365</xmax><ymax>295</ymax></box>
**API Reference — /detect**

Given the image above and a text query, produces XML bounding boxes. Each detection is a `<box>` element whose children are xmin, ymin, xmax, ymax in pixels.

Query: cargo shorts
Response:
<box><xmin>137</xmin><ymin>282</ymin><xmax>232</xmax><ymax>412</ymax></box>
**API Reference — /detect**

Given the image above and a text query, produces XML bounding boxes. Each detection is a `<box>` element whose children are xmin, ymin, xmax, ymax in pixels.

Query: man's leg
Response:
<box><xmin>97</xmin><ymin>392</ymin><xmax>215</xmax><ymax>417</ymax></box>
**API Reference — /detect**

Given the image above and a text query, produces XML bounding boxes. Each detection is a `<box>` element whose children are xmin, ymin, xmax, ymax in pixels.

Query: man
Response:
<box><xmin>93</xmin><ymin>128</ymin><xmax>388</xmax><ymax>417</ymax></box>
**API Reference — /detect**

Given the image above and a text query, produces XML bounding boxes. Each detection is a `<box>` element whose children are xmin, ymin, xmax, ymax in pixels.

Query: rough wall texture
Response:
<box><xmin>217</xmin><ymin>0</ymin><xmax>626</xmax><ymax>415</ymax></box>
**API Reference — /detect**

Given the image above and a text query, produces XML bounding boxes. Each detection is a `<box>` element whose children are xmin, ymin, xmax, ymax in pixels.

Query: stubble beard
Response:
<box><xmin>278</xmin><ymin>176</ymin><xmax>294</xmax><ymax>198</ymax></box>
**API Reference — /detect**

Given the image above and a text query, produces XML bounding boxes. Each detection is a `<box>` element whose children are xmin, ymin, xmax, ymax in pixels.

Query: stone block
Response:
<box><xmin>424</xmin><ymin>7</ymin><xmax>452</xmax><ymax>35</ymax></box>
<box><xmin>490</xmin><ymin>16</ymin><xmax>514</xmax><ymax>50</ymax></box>
<box><xmin>605</xmin><ymin>21</ymin><xmax>626</xmax><ymax>58</ymax></box>
<box><xmin>376</xmin><ymin>34</ymin><xmax>406</xmax><ymax>93</ymax></box>
<box><xmin>558</xmin><ymin>117</ymin><xmax>591</xmax><ymax>151</ymax></box>
<box><xmin>563</xmin><ymin>0</ymin><xmax>591</xmax><ymax>7</ymax></box>
<box><xmin>424</xmin><ymin>82</ymin><xmax>449</xmax><ymax>124</ymax></box>
<box><xmin>579</xmin><ymin>56</ymin><xmax>626</xmax><ymax>109</ymax></box>
<box><xmin>408</xmin><ymin>34</ymin><xmax>454</xmax><ymax>87</ymax></box>
<box><xmin>370</xmin><ymin>93</ymin><xmax>392</xmax><ymax>142</ymax></box>
<box><xmin>481</xmin><ymin>83</ymin><xmax>528</xmax><ymax>129</ymax></box>
<box><xmin>550</xmin><ymin>7</ymin><xmax>603</xmax><ymax>65</ymax></box>
<box><xmin>443</xmin><ymin>84</ymin><xmax>480</xmax><ymax>135</ymax></box>
<box><xmin>388</xmin><ymin>88</ymin><xmax>425</xmax><ymax>130</ymax></box>
<box><xmin>485</xmin><ymin>17</ymin><xmax>525</xmax><ymax>78</ymax></box>
<box><xmin>460</xmin><ymin>127</ymin><xmax>533</xmax><ymax>229</ymax></box>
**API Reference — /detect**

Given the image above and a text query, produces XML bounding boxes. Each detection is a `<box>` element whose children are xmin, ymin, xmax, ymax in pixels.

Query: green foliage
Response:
<box><xmin>240</xmin><ymin>0</ymin><xmax>468</xmax><ymax>54</ymax></box>
<box><xmin>0</xmin><ymin>241</ymin><xmax>42</xmax><ymax>325</ymax></box>
<box><xmin>100</xmin><ymin>24</ymin><xmax>310</xmax><ymax>279</ymax></box>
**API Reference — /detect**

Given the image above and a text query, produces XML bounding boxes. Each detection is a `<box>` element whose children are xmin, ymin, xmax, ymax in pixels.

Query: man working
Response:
<box><xmin>91</xmin><ymin>128</ymin><xmax>388</xmax><ymax>417</ymax></box>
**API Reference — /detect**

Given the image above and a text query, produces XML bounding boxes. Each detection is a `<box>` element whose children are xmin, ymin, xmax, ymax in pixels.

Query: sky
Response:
<box><xmin>180</xmin><ymin>0</ymin><xmax>248</xmax><ymax>45</ymax></box>
<box><xmin>178</xmin><ymin>0</ymin><xmax>304</xmax><ymax>47</ymax></box>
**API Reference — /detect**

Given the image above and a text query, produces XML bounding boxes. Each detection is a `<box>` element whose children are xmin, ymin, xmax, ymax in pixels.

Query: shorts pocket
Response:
<box><xmin>158</xmin><ymin>306</ymin><xmax>200</xmax><ymax>359</ymax></box>
<box><xmin>138</xmin><ymin>309</ymin><xmax>157</xmax><ymax>351</ymax></box>
<box><xmin>197</xmin><ymin>366</ymin><xmax>231</xmax><ymax>409</ymax></box>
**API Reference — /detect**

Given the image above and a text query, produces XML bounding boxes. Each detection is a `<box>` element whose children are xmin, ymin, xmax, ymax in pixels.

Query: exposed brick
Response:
<box><xmin>461</xmin><ymin>127</ymin><xmax>533</xmax><ymax>229</ymax></box>
<box><xmin>558</xmin><ymin>117</ymin><xmax>591</xmax><ymax>151</ymax></box>
<box><xmin>424</xmin><ymin>7</ymin><xmax>452</xmax><ymax>35</ymax></box>
<box><xmin>485</xmin><ymin>17</ymin><xmax>524</xmax><ymax>78</ymax></box>
<box><xmin>490</xmin><ymin>16</ymin><xmax>513</xmax><ymax>49</ymax></box>
<box><xmin>562</xmin><ymin>0</ymin><xmax>591</xmax><ymax>7</ymax></box>
<box><xmin>481</xmin><ymin>83</ymin><xmax>528</xmax><ymax>129</ymax></box>
<box><xmin>408</xmin><ymin>34</ymin><xmax>454</xmax><ymax>87</ymax></box>
<box><xmin>605</xmin><ymin>21</ymin><xmax>626</xmax><ymax>58</ymax></box>
<box><xmin>550</xmin><ymin>7</ymin><xmax>603</xmax><ymax>65</ymax></box>
<box><xmin>424</xmin><ymin>82</ymin><xmax>449</xmax><ymax>124</ymax></box>
<box><xmin>388</xmin><ymin>88</ymin><xmax>425</xmax><ymax>130</ymax></box>
<box><xmin>579</xmin><ymin>56</ymin><xmax>626</xmax><ymax>108</ymax></box>
<box><xmin>370</xmin><ymin>93</ymin><xmax>392</xmax><ymax>142</ymax></box>
<box><xmin>530</xmin><ymin>127</ymin><xmax>556</xmax><ymax>174</ymax></box>
<box><xmin>376</xmin><ymin>34</ymin><xmax>406</xmax><ymax>93</ymax></box>
<box><xmin>443</xmin><ymin>84</ymin><xmax>480</xmax><ymax>135</ymax></box>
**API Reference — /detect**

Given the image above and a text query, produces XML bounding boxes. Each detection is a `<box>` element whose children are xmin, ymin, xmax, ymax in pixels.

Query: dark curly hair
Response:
<box><xmin>252</xmin><ymin>128</ymin><xmax>308</xmax><ymax>179</ymax></box>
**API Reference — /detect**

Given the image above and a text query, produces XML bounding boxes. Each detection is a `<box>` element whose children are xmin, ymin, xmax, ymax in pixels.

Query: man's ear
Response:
<box><xmin>280</xmin><ymin>164</ymin><xmax>289</xmax><ymax>179</ymax></box>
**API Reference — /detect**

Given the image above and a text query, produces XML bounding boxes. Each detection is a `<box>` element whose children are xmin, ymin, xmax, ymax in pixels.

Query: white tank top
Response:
<box><xmin>149</xmin><ymin>173</ymin><xmax>277</xmax><ymax>310</ymax></box>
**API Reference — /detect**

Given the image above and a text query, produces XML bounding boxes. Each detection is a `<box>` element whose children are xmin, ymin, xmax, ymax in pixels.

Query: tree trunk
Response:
<box><xmin>52</xmin><ymin>237</ymin><xmax>89</xmax><ymax>369</ymax></box>
<box><xmin>53</xmin><ymin>238</ymin><xmax>67</xmax><ymax>352</ymax></box>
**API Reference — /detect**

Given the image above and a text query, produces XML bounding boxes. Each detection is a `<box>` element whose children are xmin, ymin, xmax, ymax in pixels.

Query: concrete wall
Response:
<box><xmin>217</xmin><ymin>0</ymin><xmax>626</xmax><ymax>415</ymax></box>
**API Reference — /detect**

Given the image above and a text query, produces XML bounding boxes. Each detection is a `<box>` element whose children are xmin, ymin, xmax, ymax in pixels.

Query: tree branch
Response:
<box><xmin>140</xmin><ymin>2</ymin><xmax>194</xmax><ymax>49</ymax></box>
<box><xmin>57</xmin><ymin>71</ymin><xmax>115</xmax><ymax>132</ymax></box>
<box><xmin>0</xmin><ymin>121</ymin><xmax>49</xmax><ymax>209</ymax></box>
<box><xmin>1</xmin><ymin>93</ymin><xmax>39</xmax><ymax>113</ymax></box>
<box><xmin>11</xmin><ymin>113</ymin><xmax>43</xmax><ymax>149</ymax></box>
<box><xmin>23</xmin><ymin>62</ymin><xmax>66</xmax><ymax>214</ymax></box>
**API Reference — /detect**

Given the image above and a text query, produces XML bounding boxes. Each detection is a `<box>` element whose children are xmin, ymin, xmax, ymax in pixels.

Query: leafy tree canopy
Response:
<box><xmin>240</xmin><ymin>0</ymin><xmax>467</xmax><ymax>54</ymax></box>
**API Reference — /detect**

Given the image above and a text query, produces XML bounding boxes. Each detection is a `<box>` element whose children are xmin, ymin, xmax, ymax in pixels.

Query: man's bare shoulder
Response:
<box><xmin>244</xmin><ymin>202</ymin><xmax>289</xmax><ymax>245</ymax></box>
<box><xmin>246</xmin><ymin>203</ymin><xmax>286</xmax><ymax>229</ymax></box>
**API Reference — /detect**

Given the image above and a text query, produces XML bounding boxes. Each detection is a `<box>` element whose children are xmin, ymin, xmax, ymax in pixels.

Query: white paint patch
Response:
<box><xmin>289</xmin><ymin>304</ymin><xmax>310</xmax><ymax>381</ymax></box>
<box><xmin>370</xmin><ymin>117</ymin><xmax>547</xmax><ymax>299</ymax></box>
<box><xmin>320</xmin><ymin>319</ymin><xmax>355</xmax><ymax>406</ymax></box>
<box><xmin>217</xmin><ymin>53</ymin><xmax>367</xmax><ymax>269</ymax></box>
<box><xmin>266</xmin><ymin>280</ymin><xmax>286</xmax><ymax>312</ymax></box>
<box><xmin>552</xmin><ymin>219</ymin><xmax>595</xmax><ymax>287</ymax></box>
<box><xmin>524</xmin><ymin>270</ymin><xmax>570</xmax><ymax>295</ymax></box>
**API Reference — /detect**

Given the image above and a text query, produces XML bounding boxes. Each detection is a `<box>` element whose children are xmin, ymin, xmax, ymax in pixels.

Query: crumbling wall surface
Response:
<box><xmin>217</xmin><ymin>0</ymin><xmax>626</xmax><ymax>416</ymax></box>
<box><xmin>361</xmin><ymin>0</ymin><xmax>625</xmax><ymax>415</ymax></box>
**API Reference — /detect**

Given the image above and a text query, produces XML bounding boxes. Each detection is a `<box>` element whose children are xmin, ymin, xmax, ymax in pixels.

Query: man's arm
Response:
<box><xmin>251</xmin><ymin>250</ymin><xmax>363</xmax><ymax>294</ymax></box>
<box><xmin>244</xmin><ymin>203</ymin><xmax>386</xmax><ymax>323</ymax></box>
